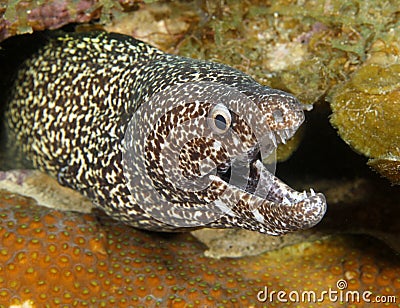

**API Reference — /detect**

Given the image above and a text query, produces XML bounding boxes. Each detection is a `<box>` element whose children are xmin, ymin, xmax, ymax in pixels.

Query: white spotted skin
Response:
<box><xmin>6</xmin><ymin>32</ymin><xmax>326</xmax><ymax>234</ymax></box>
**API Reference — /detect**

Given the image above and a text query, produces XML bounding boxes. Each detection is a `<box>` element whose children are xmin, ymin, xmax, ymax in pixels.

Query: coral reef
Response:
<box><xmin>1</xmin><ymin>0</ymin><xmax>399</xmax><ymax>306</ymax></box>
<box><xmin>0</xmin><ymin>190</ymin><xmax>399</xmax><ymax>307</ymax></box>
<box><xmin>330</xmin><ymin>59</ymin><xmax>400</xmax><ymax>184</ymax></box>
<box><xmin>106</xmin><ymin>0</ymin><xmax>400</xmax><ymax>164</ymax></box>
<box><xmin>0</xmin><ymin>0</ymin><xmax>102</xmax><ymax>42</ymax></box>
<box><xmin>0</xmin><ymin>0</ymin><xmax>184</xmax><ymax>43</ymax></box>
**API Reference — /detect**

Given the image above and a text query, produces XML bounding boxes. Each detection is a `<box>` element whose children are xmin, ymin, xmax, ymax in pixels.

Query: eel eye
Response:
<box><xmin>208</xmin><ymin>103</ymin><xmax>232</xmax><ymax>134</ymax></box>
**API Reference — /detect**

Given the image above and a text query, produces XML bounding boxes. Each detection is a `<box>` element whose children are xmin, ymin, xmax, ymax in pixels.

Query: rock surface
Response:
<box><xmin>330</xmin><ymin>62</ymin><xmax>400</xmax><ymax>184</ymax></box>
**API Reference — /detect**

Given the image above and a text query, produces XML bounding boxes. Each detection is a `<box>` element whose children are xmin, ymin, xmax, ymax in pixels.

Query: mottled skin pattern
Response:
<box><xmin>6</xmin><ymin>32</ymin><xmax>326</xmax><ymax>235</ymax></box>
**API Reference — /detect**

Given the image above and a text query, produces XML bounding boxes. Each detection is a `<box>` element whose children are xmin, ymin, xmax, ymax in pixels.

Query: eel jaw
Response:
<box><xmin>213</xmin><ymin>159</ymin><xmax>327</xmax><ymax>235</ymax></box>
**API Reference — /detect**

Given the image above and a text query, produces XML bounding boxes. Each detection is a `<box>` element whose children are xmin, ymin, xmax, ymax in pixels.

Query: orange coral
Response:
<box><xmin>0</xmin><ymin>189</ymin><xmax>399</xmax><ymax>307</ymax></box>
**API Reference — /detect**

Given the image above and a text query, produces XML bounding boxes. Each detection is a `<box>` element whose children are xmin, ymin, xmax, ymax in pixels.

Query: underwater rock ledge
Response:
<box><xmin>330</xmin><ymin>62</ymin><xmax>400</xmax><ymax>185</ymax></box>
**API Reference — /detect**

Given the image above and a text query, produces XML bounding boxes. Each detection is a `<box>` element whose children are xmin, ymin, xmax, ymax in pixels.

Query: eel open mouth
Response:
<box><xmin>216</xmin><ymin>157</ymin><xmax>322</xmax><ymax>207</ymax></box>
<box><xmin>211</xmin><ymin>128</ymin><xmax>327</xmax><ymax>235</ymax></box>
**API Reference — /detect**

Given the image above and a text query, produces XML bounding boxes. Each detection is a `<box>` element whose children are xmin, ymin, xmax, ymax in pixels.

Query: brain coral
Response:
<box><xmin>0</xmin><ymin>189</ymin><xmax>399</xmax><ymax>307</ymax></box>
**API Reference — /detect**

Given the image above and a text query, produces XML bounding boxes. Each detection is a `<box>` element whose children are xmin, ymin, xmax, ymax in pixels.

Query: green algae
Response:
<box><xmin>177</xmin><ymin>0</ymin><xmax>399</xmax><ymax>102</ymax></box>
<box><xmin>171</xmin><ymin>0</ymin><xmax>400</xmax><ymax>162</ymax></box>
<box><xmin>330</xmin><ymin>62</ymin><xmax>400</xmax><ymax>184</ymax></box>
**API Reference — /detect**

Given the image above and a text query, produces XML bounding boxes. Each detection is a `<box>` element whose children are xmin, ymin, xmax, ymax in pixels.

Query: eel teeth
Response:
<box><xmin>282</xmin><ymin>196</ymin><xmax>292</xmax><ymax>206</ymax></box>
<box><xmin>274</xmin><ymin>128</ymin><xmax>296</xmax><ymax>145</ymax></box>
<box><xmin>278</xmin><ymin>130</ymin><xmax>287</xmax><ymax>144</ymax></box>
<box><xmin>310</xmin><ymin>188</ymin><xmax>316</xmax><ymax>196</ymax></box>
<box><xmin>271</xmin><ymin>135</ymin><xmax>277</xmax><ymax>148</ymax></box>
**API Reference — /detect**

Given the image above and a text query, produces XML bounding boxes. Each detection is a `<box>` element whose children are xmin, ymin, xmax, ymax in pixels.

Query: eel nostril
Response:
<box><xmin>272</xmin><ymin>109</ymin><xmax>284</xmax><ymax>123</ymax></box>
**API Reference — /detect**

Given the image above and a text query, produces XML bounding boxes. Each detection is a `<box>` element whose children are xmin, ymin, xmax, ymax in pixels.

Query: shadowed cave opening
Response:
<box><xmin>276</xmin><ymin>101</ymin><xmax>373</xmax><ymax>185</ymax></box>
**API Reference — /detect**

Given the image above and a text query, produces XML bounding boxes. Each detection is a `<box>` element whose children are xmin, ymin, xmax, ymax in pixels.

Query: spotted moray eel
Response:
<box><xmin>6</xmin><ymin>31</ymin><xmax>326</xmax><ymax>235</ymax></box>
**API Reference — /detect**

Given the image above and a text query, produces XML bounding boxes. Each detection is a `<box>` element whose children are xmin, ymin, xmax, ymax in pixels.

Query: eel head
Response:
<box><xmin>122</xmin><ymin>82</ymin><xmax>326</xmax><ymax>235</ymax></box>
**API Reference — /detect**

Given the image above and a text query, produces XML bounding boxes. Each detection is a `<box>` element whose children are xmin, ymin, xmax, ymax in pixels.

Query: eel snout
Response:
<box><xmin>258</xmin><ymin>92</ymin><xmax>306</xmax><ymax>145</ymax></box>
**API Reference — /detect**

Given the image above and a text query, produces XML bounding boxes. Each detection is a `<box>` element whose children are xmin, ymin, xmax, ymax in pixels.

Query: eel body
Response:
<box><xmin>6</xmin><ymin>32</ymin><xmax>326</xmax><ymax>235</ymax></box>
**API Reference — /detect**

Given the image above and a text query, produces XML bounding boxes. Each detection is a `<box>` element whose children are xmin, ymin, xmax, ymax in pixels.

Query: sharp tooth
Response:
<box><xmin>310</xmin><ymin>188</ymin><xmax>315</xmax><ymax>196</ymax></box>
<box><xmin>275</xmin><ymin>131</ymin><xmax>281</xmax><ymax>144</ymax></box>
<box><xmin>284</xmin><ymin>129</ymin><xmax>290</xmax><ymax>140</ymax></box>
<box><xmin>279</xmin><ymin>131</ymin><xmax>286</xmax><ymax>144</ymax></box>
<box><xmin>302</xmin><ymin>190</ymin><xmax>307</xmax><ymax>198</ymax></box>
<box><xmin>283</xmin><ymin>197</ymin><xmax>291</xmax><ymax>205</ymax></box>
<box><xmin>277</xmin><ymin>132</ymin><xmax>282</xmax><ymax>143</ymax></box>
<box><xmin>271</xmin><ymin>135</ymin><xmax>277</xmax><ymax>147</ymax></box>
<box><xmin>209</xmin><ymin>174</ymin><xmax>223</xmax><ymax>183</ymax></box>
<box><xmin>302</xmin><ymin>104</ymin><xmax>313</xmax><ymax>111</ymax></box>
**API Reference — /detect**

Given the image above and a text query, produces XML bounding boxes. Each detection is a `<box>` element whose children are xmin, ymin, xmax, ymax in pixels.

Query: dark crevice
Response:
<box><xmin>276</xmin><ymin>101</ymin><xmax>373</xmax><ymax>186</ymax></box>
